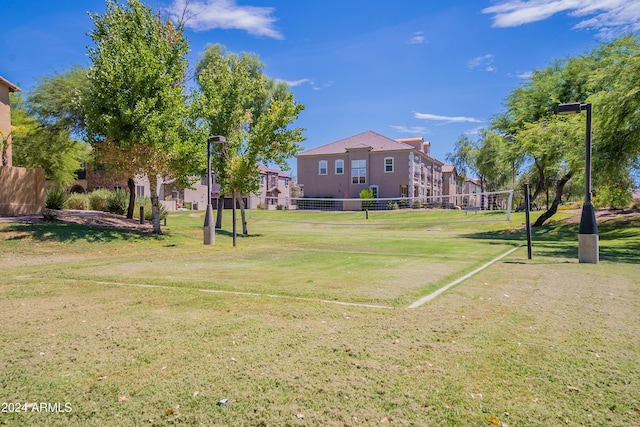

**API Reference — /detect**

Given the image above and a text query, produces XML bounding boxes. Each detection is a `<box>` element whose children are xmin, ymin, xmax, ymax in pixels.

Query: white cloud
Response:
<box><xmin>279</xmin><ymin>78</ymin><xmax>314</xmax><ymax>87</ymax></box>
<box><xmin>167</xmin><ymin>0</ymin><xmax>283</xmax><ymax>39</ymax></box>
<box><xmin>409</xmin><ymin>31</ymin><xmax>426</xmax><ymax>44</ymax></box>
<box><xmin>482</xmin><ymin>0</ymin><xmax>640</xmax><ymax>36</ymax></box>
<box><xmin>467</xmin><ymin>54</ymin><xmax>496</xmax><ymax>72</ymax></box>
<box><xmin>465</xmin><ymin>126</ymin><xmax>486</xmax><ymax>136</ymax></box>
<box><xmin>414</xmin><ymin>112</ymin><xmax>482</xmax><ymax>124</ymax></box>
<box><xmin>276</xmin><ymin>78</ymin><xmax>333</xmax><ymax>91</ymax></box>
<box><xmin>515</xmin><ymin>71</ymin><xmax>533</xmax><ymax>79</ymax></box>
<box><xmin>391</xmin><ymin>125</ymin><xmax>430</xmax><ymax>135</ymax></box>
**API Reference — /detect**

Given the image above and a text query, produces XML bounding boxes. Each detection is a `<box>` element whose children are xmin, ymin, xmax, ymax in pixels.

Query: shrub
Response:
<box><xmin>360</xmin><ymin>189</ymin><xmax>375</xmax><ymax>210</ymax></box>
<box><xmin>257</xmin><ymin>202</ymin><xmax>267</xmax><ymax>210</ymax></box>
<box><xmin>88</xmin><ymin>189</ymin><xmax>111</xmax><ymax>211</ymax></box>
<box><xmin>594</xmin><ymin>180</ymin><xmax>634</xmax><ymax>209</ymax></box>
<box><xmin>66</xmin><ymin>193</ymin><xmax>89</xmax><ymax>210</ymax></box>
<box><xmin>276</xmin><ymin>204</ymin><xmax>284</xmax><ymax>210</ymax></box>
<box><xmin>45</xmin><ymin>186</ymin><xmax>68</xmax><ymax>210</ymax></box>
<box><xmin>106</xmin><ymin>190</ymin><xmax>128</xmax><ymax>215</ymax></box>
<box><xmin>134</xmin><ymin>197</ymin><xmax>168</xmax><ymax>221</ymax></box>
<box><xmin>412</xmin><ymin>199</ymin><xmax>423</xmax><ymax>209</ymax></box>
<box><xmin>386</xmin><ymin>201</ymin><xmax>399</xmax><ymax>210</ymax></box>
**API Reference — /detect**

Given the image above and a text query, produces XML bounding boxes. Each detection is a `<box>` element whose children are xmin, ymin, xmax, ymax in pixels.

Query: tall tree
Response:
<box><xmin>193</xmin><ymin>44</ymin><xmax>305</xmax><ymax>233</ymax></box>
<box><xmin>589</xmin><ymin>35</ymin><xmax>640</xmax><ymax>177</ymax></box>
<box><xmin>85</xmin><ymin>0</ymin><xmax>195</xmax><ymax>233</ymax></box>
<box><xmin>10</xmin><ymin>91</ymin><xmax>89</xmax><ymax>187</ymax></box>
<box><xmin>27</xmin><ymin>66</ymin><xmax>89</xmax><ymax>136</ymax></box>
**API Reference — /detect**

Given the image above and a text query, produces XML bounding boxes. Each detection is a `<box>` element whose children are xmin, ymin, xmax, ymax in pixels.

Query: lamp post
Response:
<box><xmin>204</xmin><ymin>136</ymin><xmax>226</xmax><ymax>245</ymax></box>
<box><xmin>557</xmin><ymin>102</ymin><xmax>598</xmax><ymax>263</ymax></box>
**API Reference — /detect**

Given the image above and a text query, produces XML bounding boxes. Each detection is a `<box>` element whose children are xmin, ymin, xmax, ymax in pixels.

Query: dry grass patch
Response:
<box><xmin>0</xmin><ymin>210</ymin><xmax>638</xmax><ymax>425</ymax></box>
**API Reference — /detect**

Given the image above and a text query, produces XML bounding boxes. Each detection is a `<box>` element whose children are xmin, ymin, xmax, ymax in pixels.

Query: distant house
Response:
<box><xmin>462</xmin><ymin>178</ymin><xmax>483</xmax><ymax>207</ymax></box>
<box><xmin>296</xmin><ymin>130</ymin><xmax>443</xmax><ymax>200</ymax></box>
<box><xmin>249</xmin><ymin>165</ymin><xmax>293</xmax><ymax>208</ymax></box>
<box><xmin>442</xmin><ymin>164</ymin><xmax>463</xmax><ymax>206</ymax></box>
<box><xmin>62</xmin><ymin>160</ymin><xmax>293</xmax><ymax>211</ymax></box>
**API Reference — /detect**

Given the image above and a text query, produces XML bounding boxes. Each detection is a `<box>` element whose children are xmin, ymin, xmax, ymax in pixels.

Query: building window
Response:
<box><xmin>351</xmin><ymin>159</ymin><xmax>366</xmax><ymax>184</ymax></box>
<box><xmin>319</xmin><ymin>160</ymin><xmax>328</xmax><ymax>175</ymax></box>
<box><xmin>369</xmin><ymin>185</ymin><xmax>379</xmax><ymax>198</ymax></box>
<box><xmin>400</xmin><ymin>185</ymin><xmax>408</xmax><ymax>198</ymax></box>
<box><xmin>114</xmin><ymin>185</ymin><xmax>122</xmax><ymax>191</ymax></box>
<box><xmin>335</xmin><ymin>159</ymin><xmax>344</xmax><ymax>175</ymax></box>
<box><xmin>384</xmin><ymin>157</ymin><xmax>394</xmax><ymax>173</ymax></box>
<box><xmin>284</xmin><ymin>178</ymin><xmax>289</xmax><ymax>187</ymax></box>
<box><xmin>135</xmin><ymin>185</ymin><xmax>145</xmax><ymax>197</ymax></box>
<box><xmin>270</xmin><ymin>175</ymin><xmax>277</xmax><ymax>187</ymax></box>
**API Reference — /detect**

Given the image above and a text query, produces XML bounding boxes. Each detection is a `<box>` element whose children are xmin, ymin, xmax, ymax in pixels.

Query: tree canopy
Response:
<box><xmin>450</xmin><ymin>34</ymin><xmax>640</xmax><ymax>225</ymax></box>
<box><xmin>193</xmin><ymin>44</ymin><xmax>305</xmax><ymax>232</ymax></box>
<box><xmin>85</xmin><ymin>0</ymin><xmax>193</xmax><ymax>233</ymax></box>
<box><xmin>10</xmin><ymin>73</ymin><xmax>90</xmax><ymax>187</ymax></box>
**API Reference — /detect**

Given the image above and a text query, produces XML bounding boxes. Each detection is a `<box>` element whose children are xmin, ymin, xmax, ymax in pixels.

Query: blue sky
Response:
<box><xmin>3</xmin><ymin>0</ymin><xmax>640</xmax><ymax>177</ymax></box>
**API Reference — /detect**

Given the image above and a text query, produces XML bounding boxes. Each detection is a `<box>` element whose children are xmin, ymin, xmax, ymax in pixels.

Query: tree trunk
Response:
<box><xmin>237</xmin><ymin>192</ymin><xmax>248</xmax><ymax>235</ymax></box>
<box><xmin>533</xmin><ymin>172</ymin><xmax>573</xmax><ymax>227</ymax></box>
<box><xmin>126</xmin><ymin>177</ymin><xmax>136</xmax><ymax>219</ymax></box>
<box><xmin>148</xmin><ymin>174</ymin><xmax>162</xmax><ymax>234</ymax></box>
<box><xmin>215</xmin><ymin>195</ymin><xmax>224</xmax><ymax>229</ymax></box>
<box><xmin>516</xmin><ymin>162</ymin><xmax>545</xmax><ymax>212</ymax></box>
<box><xmin>530</xmin><ymin>162</ymin><xmax>545</xmax><ymax>205</ymax></box>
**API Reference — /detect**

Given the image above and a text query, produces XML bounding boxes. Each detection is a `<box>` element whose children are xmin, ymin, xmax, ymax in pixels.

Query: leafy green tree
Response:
<box><xmin>85</xmin><ymin>0</ymin><xmax>194</xmax><ymax>233</ymax></box>
<box><xmin>589</xmin><ymin>35</ymin><xmax>640</xmax><ymax>178</ymax></box>
<box><xmin>193</xmin><ymin>44</ymin><xmax>305</xmax><ymax>233</ymax></box>
<box><xmin>10</xmin><ymin>92</ymin><xmax>89</xmax><ymax>186</ymax></box>
<box><xmin>27</xmin><ymin>66</ymin><xmax>89</xmax><ymax>135</ymax></box>
<box><xmin>492</xmin><ymin>35</ymin><xmax>640</xmax><ymax>225</ymax></box>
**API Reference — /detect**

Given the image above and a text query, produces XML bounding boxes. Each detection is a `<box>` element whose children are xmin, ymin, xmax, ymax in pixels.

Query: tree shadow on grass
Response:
<box><xmin>215</xmin><ymin>229</ymin><xmax>264</xmax><ymax>239</ymax></box>
<box><xmin>1</xmin><ymin>222</ymin><xmax>156</xmax><ymax>243</ymax></box>
<box><xmin>462</xmin><ymin>218</ymin><xmax>640</xmax><ymax>264</ymax></box>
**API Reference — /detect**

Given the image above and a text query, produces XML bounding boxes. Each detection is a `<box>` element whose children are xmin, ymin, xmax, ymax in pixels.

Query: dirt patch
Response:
<box><xmin>560</xmin><ymin>208</ymin><xmax>640</xmax><ymax>224</ymax></box>
<box><xmin>0</xmin><ymin>210</ymin><xmax>153</xmax><ymax>233</ymax></box>
<box><xmin>57</xmin><ymin>211</ymin><xmax>154</xmax><ymax>232</ymax></box>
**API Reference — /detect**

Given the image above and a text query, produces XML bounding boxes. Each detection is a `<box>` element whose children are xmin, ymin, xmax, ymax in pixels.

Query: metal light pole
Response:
<box><xmin>204</xmin><ymin>136</ymin><xmax>226</xmax><ymax>245</ymax></box>
<box><xmin>557</xmin><ymin>102</ymin><xmax>598</xmax><ymax>263</ymax></box>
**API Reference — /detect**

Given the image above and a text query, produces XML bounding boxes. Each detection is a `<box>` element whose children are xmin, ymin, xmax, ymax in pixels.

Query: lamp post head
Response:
<box><xmin>557</xmin><ymin>102</ymin><xmax>583</xmax><ymax>115</ymax></box>
<box><xmin>208</xmin><ymin>136</ymin><xmax>226</xmax><ymax>144</ymax></box>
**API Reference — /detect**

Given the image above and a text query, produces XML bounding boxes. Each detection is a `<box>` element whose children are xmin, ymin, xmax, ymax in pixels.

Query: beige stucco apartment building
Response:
<box><xmin>0</xmin><ymin>76</ymin><xmax>20</xmax><ymax>167</ymax></box>
<box><xmin>296</xmin><ymin>131</ymin><xmax>444</xmax><ymax>200</ymax></box>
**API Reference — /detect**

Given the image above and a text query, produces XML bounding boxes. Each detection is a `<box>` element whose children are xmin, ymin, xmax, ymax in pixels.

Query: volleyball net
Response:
<box><xmin>249</xmin><ymin>190</ymin><xmax>514</xmax><ymax>225</ymax></box>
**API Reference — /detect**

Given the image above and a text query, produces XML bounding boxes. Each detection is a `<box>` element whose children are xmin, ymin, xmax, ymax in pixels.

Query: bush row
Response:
<box><xmin>45</xmin><ymin>187</ymin><xmax>167</xmax><ymax>220</ymax></box>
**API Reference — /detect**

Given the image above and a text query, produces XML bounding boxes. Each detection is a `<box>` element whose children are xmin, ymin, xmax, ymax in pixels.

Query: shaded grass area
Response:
<box><xmin>0</xmin><ymin>210</ymin><xmax>639</xmax><ymax>425</ymax></box>
<box><xmin>463</xmin><ymin>211</ymin><xmax>640</xmax><ymax>264</ymax></box>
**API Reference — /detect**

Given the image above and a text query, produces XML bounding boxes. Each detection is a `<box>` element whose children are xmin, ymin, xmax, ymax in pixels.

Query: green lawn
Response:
<box><xmin>0</xmin><ymin>209</ymin><xmax>638</xmax><ymax>426</ymax></box>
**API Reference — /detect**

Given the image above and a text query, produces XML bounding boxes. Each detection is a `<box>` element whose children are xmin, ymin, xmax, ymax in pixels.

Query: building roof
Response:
<box><xmin>0</xmin><ymin>76</ymin><xmax>20</xmax><ymax>92</ymax></box>
<box><xmin>296</xmin><ymin>130</ymin><xmax>415</xmax><ymax>157</ymax></box>
<box><xmin>396</xmin><ymin>137</ymin><xmax>430</xmax><ymax>147</ymax></box>
<box><xmin>442</xmin><ymin>165</ymin><xmax>456</xmax><ymax>173</ymax></box>
<box><xmin>259</xmin><ymin>164</ymin><xmax>291</xmax><ymax>178</ymax></box>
